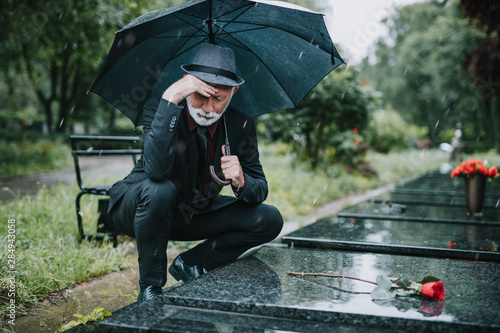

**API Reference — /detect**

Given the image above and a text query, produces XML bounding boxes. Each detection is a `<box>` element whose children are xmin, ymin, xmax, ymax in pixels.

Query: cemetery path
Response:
<box><xmin>0</xmin><ymin>155</ymin><xmax>136</xmax><ymax>201</ymax></box>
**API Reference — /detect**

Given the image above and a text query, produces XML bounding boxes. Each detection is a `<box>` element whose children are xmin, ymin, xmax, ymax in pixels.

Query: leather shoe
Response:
<box><xmin>168</xmin><ymin>255</ymin><xmax>204</xmax><ymax>283</ymax></box>
<box><xmin>137</xmin><ymin>285</ymin><xmax>162</xmax><ymax>303</ymax></box>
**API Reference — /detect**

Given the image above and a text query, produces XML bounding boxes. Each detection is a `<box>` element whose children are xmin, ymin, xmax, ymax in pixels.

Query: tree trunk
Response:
<box><xmin>37</xmin><ymin>90</ymin><xmax>53</xmax><ymax>134</ymax></box>
<box><xmin>482</xmin><ymin>95</ymin><xmax>495</xmax><ymax>149</ymax></box>
<box><xmin>22</xmin><ymin>46</ymin><xmax>58</xmax><ymax>134</ymax></box>
<box><xmin>107</xmin><ymin>107</ymin><xmax>116</xmax><ymax>132</ymax></box>
<box><xmin>495</xmin><ymin>94</ymin><xmax>500</xmax><ymax>153</ymax></box>
<box><xmin>57</xmin><ymin>49</ymin><xmax>70</xmax><ymax>133</ymax></box>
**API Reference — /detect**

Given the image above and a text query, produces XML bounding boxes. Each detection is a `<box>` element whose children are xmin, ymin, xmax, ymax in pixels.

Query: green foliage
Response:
<box><xmin>0</xmin><ymin>0</ymin><xmax>181</xmax><ymax>133</ymax></box>
<box><xmin>57</xmin><ymin>307</ymin><xmax>112</xmax><ymax>332</ymax></box>
<box><xmin>365</xmin><ymin>109</ymin><xmax>428</xmax><ymax>153</ymax></box>
<box><xmin>362</xmin><ymin>0</ymin><xmax>490</xmax><ymax>149</ymax></box>
<box><xmin>260</xmin><ymin>145</ymin><xmax>450</xmax><ymax>221</ymax></box>
<box><xmin>0</xmin><ymin>137</ymin><xmax>73</xmax><ymax>177</ymax></box>
<box><xmin>260</xmin><ymin>69</ymin><xmax>379</xmax><ymax>170</ymax></box>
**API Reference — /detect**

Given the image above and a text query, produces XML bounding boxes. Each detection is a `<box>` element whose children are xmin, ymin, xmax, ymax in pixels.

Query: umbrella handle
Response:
<box><xmin>209</xmin><ymin>165</ymin><xmax>231</xmax><ymax>186</ymax></box>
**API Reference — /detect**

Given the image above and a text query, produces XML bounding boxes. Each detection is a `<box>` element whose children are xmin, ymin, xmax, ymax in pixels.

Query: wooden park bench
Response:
<box><xmin>70</xmin><ymin>135</ymin><xmax>142</xmax><ymax>246</ymax></box>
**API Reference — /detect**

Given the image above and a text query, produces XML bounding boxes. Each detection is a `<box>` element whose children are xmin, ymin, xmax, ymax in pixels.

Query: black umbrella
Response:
<box><xmin>89</xmin><ymin>0</ymin><xmax>344</xmax><ymax>126</ymax></box>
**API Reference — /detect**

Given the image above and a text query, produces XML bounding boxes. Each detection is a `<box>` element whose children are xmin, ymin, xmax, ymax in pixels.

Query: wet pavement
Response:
<box><xmin>13</xmin><ymin>254</ymin><xmax>140</xmax><ymax>333</ymax></box>
<box><xmin>0</xmin><ymin>155</ymin><xmax>136</xmax><ymax>201</ymax></box>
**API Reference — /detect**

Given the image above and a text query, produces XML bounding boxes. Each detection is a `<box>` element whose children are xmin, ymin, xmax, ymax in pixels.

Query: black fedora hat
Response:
<box><xmin>181</xmin><ymin>43</ymin><xmax>244</xmax><ymax>87</ymax></box>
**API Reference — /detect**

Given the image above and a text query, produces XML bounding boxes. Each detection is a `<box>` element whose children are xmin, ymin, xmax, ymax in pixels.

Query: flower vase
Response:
<box><xmin>464</xmin><ymin>173</ymin><xmax>486</xmax><ymax>216</ymax></box>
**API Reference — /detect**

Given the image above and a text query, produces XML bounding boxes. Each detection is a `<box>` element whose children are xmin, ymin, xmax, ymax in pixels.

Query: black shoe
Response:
<box><xmin>137</xmin><ymin>285</ymin><xmax>162</xmax><ymax>303</ymax></box>
<box><xmin>168</xmin><ymin>255</ymin><xmax>204</xmax><ymax>283</ymax></box>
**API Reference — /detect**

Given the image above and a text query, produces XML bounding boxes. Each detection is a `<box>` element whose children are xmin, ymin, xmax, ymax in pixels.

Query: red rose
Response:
<box><xmin>478</xmin><ymin>165</ymin><xmax>487</xmax><ymax>175</ymax></box>
<box><xmin>354</xmin><ymin>138</ymin><xmax>361</xmax><ymax>144</ymax></box>
<box><xmin>489</xmin><ymin>167</ymin><xmax>498</xmax><ymax>178</ymax></box>
<box><xmin>421</xmin><ymin>281</ymin><xmax>445</xmax><ymax>301</ymax></box>
<box><xmin>352</xmin><ymin>128</ymin><xmax>358</xmax><ymax>134</ymax></box>
<box><xmin>465</xmin><ymin>165</ymin><xmax>475</xmax><ymax>174</ymax></box>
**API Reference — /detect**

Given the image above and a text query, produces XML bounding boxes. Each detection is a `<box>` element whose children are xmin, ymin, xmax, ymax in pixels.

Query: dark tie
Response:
<box><xmin>196</xmin><ymin>126</ymin><xmax>208</xmax><ymax>192</ymax></box>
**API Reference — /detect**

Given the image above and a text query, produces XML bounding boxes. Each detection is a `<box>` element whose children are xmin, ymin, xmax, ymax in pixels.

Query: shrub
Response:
<box><xmin>366</xmin><ymin>109</ymin><xmax>427</xmax><ymax>153</ymax></box>
<box><xmin>0</xmin><ymin>137</ymin><xmax>72</xmax><ymax>177</ymax></box>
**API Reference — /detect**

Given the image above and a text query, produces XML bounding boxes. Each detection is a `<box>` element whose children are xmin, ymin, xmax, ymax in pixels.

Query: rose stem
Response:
<box><xmin>287</xmin><ymin>272</ymin><xmax>377</xmax><ymax>286</ymax></box>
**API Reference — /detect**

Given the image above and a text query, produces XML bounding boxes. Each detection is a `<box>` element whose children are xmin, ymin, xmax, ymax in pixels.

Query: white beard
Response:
<box><xmin>186</xmin><ymin>90</ymin><xmax>233</xmax><ymax>127</ymax></box>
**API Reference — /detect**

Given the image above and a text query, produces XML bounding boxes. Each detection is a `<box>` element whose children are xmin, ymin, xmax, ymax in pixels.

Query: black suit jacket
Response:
<box><xmin>108</xmin><ymin>96</ymin><xmax>268</xmax><ymax>215</ymax></box>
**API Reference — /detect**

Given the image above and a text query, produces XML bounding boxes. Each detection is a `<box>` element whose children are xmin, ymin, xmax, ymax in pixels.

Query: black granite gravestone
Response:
<box><xmin>282</xmin><ymin>216</ymin><xmax>500</xmax><ymax>262</ymax></box>
<box><xmin>337</xmin><ymin>200</ymin><xmax>499</xmax><ymax>225</ymax></box>
<box><xmin>98</xmin><ymin>246</ymin><xmax>499</xmax><ymax>332</ymax></box>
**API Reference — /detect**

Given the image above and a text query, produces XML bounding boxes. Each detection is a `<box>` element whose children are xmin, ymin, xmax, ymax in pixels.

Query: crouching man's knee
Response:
<box><xmin>258</xmin><ymin>204</ymin><xmax>284</xmax><ymax>242</ymax></box>
<box><xmin>138</xmin><ymin>178</ymin><xmax>177</xmax><ymax>212</ymax></box>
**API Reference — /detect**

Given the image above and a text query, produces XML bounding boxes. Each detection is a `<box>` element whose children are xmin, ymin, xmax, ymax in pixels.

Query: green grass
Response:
<box><xmin>0</xmin><ymin>184</ymin><xmax>134</xmax><ymax>320</ymax></box>
<box><xmin>1</xmin><ymin>144</ymin><xmax>498</xmax><ymax>320</ymax></box>
<box><xmin>261</xmin><ymin>145</ymin><xmax>453</xmax><ymax>221</ymax></box>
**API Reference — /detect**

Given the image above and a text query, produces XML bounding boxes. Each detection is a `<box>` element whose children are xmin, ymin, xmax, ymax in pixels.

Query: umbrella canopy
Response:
<box><xmin>89</xmin><ymin>0</ymin><xmax>344</xmax><ymax>126</ymax></box>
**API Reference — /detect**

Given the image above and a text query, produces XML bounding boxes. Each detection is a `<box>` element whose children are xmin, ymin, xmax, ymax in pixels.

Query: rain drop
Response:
<box><xmin>298</xmin><ymin>51</ymin><xmax>303</xmax><ymax>60</ymax></box>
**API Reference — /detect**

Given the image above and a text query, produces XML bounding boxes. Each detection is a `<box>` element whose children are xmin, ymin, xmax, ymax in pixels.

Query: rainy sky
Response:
<box><xmin>326</xmin><ymin>0</ymin><xmax>425</xmax><ymax>63</ymax></box>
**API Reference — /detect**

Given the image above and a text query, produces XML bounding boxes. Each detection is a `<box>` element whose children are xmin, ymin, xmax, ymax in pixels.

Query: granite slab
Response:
<box><xmin>98</xmin><ymin>246</ymin><xmax>500</xmax><ymax>332</ymax></box>
<box><xmin>388</xmin><ymin>189</ymin><xmax>500</xmax><ymax>208</ymax></box>
<box><xmin>281</xmin><ymin>216</ymin><xmax>500</xmax><ymax>262</ymax></box>
<box><xmin>337</xmin><ymin>200</ymin><xmax>500</xmax><ymax>225</ymax></box>
<box><xmin>97</xmin><ymin>303</ymin><xmax>402</xmax><ymax>333</ymax></box>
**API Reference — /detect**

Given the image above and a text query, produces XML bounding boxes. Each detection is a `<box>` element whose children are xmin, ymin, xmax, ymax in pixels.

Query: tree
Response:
<box><xmin>459</xmin><ymin>0</ymin><xmax>500</xmax><ymax>150</ymax></box>
<box><xmin>0</xmin><ymin>0</ymin><xmax>163</xmax><ymax>133</ymax></box>
<box><xmin>261</xmin><ymin>68</ymin><xmax>378</xmax><ymax>170</ymax></box>
<box><xmin>362</xmin><ymin>0</ymin><xmax>487</xmax><ymax>149</ymax></box>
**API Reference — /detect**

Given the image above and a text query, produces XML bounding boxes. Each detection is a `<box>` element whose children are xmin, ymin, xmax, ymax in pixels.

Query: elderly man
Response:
<box><xmin>108</xmin><ymin>43</ymin><xmax>283</xmax><ymax>302</ymax></box>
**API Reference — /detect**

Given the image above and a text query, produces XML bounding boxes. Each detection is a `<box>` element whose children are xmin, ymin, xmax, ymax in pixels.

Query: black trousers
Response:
<box><xmin>110</xmin><ymin>178</ymin><xmax>283</xmax><ymax>287</ymax></box>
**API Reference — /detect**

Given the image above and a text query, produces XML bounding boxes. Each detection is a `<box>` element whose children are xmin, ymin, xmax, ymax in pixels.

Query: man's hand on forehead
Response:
<box><xmin>162</xmin><ymin>74</ymin><xmax>218</xmax><ymax>105</ymax></box>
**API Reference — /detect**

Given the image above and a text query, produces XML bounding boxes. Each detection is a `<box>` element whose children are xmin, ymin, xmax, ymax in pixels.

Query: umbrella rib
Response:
<box><xmin>214</xmin><ymin>2</ymin><xmax>254</xmax><ymax>29</ymax></box>
<box><xmin>216</xmin><ymin>21</ymin><xmax>334</xmax><ymax>56</ymax></box>
<box><xmin>170</xmin><ymin>39</ymin><xmax>211</xmax><ymax>61</ymax></box>
<box><xmin>212</xmin><ymin>1</ymin><xmax>335</xmax><ymax>55</ymax></box>
<box><xmin>171</xmin><ymin>13</ymin><xmax>208</xmax><ymax>36</ymax></box>
<box><xmin>214</xmin><ymin>25</ymin><xmax>268</xmax><ymax>39</ymax></box>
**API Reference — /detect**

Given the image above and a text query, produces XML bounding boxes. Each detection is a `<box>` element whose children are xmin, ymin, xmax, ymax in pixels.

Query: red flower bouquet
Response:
<box><xmin>450</xmin><ymin>158</ymin><xmax>498</xmax><ymax>180</ymax></box>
